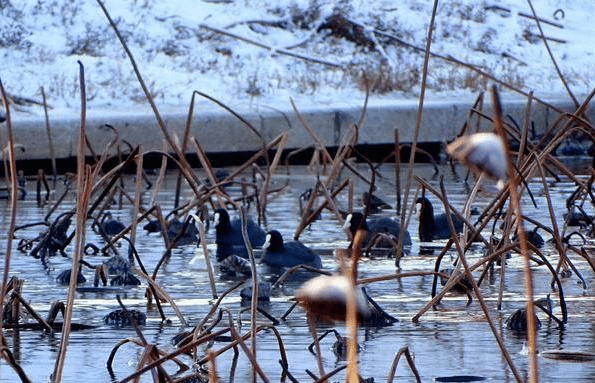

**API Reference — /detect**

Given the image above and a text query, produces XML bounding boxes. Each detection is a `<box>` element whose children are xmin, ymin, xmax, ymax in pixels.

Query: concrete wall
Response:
<box><xmin>3</xmin><ymin>95</ymin><xmax>590</xmax><ymax>160</ymax></box>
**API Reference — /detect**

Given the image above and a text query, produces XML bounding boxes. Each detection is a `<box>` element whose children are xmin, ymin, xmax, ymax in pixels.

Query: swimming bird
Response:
<box><xmin>56</xmin><ymin>268</ymin><xmax>86</xmax><ymax>285</ymax></box>
<box><xmin>512</xmin><ymin>226</ymin><xmax>544</xmax><ymax>249</ymax></box>
<box><xmin>96</xmin><ymin>212</ymin><xmax>126</xmax><ymax>236</ymax></box>
<box><xmin>214</xmin><ymin>208</ymin><xmax>266</xmax><ymax>261</ymax></box>
<box><xmin>343</xmin><ymin>212</ymin><xmax>412</xmax><ymax>248</ymax></box>
<box><xmin>141</xmin><ymin>216</ymin><xmax>198</xmax><ymax>247</ymax></box>
<box><xmin>166</xmin><ymin>217</ymin><xmax>198</xmax><ymax>246</ymax></box>
<box><xmin>362</xmin><ymin>191</ymin><xmax>392</xmax><ymax>214</ymax></box>
<box><xmin>416</xmin><ymin>196</ymin><xmax>463</xmax><ymax>242</ymax></box>
<box><xmin>505</xmin><ymin>308</ymin><xmax>541</xmax><ymax>332</ymax></box>
<box><xmin>295</xmin><ymin>274</ymin><xmax>397</xmax><ymax>326</ymax></box>
<box><xmin>261</xmin><ymin>230</ymin><xmax>322</xmax><ymax>269</ymax></box>
<box><xmin>295</xmin><ymin>274</ymin><xmax>369</xmax><ymax>323</ymax></box>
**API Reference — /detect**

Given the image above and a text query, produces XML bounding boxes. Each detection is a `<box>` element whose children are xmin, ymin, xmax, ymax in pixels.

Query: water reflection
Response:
<box><xmin>1</xmin><ymin>163</ymin><xmax>595</xmax><ymax>382</ymax></box>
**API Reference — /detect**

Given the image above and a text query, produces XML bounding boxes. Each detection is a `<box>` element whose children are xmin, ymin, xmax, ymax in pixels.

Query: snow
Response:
<box><xmin>0</xmin><ymin>0</ymin><xmax>593</xmax><ymax>117</ymax></box>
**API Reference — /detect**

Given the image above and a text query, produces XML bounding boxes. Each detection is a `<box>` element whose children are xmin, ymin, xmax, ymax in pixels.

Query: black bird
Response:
<box><xmin>97</xmin><ymin>212</ymin><xmax>126</xmax><ymax>236</ymax></box>
<box><xmin>505</xmin><ymin>308</ymin><xmax>541</xmax><ymax>332</ymax></box>
<box><xmin>56</xmin><ymin>268</ymin><xmax>86</xmax><ymax>285</ymax></box>
<box><xmin>564</xmin><ymin>210</ymin><xmax>593</xmax><ymax>228</ymax></box>
<box><xmin>343</xmin><ymin>212</ymin><xmax>412</xmax><ymax>248</ymax></box>
<box><xmin>520</xmin><ymin>227</ymin><xmax>544</xmax><ymax>249</ymax></box>
<box><xmin>214</xmin><ymin>208</ymin><xmax>266</xmax><ymax>261</ymax></box>
<box><xmin>143</xmin><ymin>216</ymin><xmax>199</xmax><ymax>246</ymax></box>
<box><xmin>261</xmin><ymin>230</ymin><xmax>322</xmax><ymax>269</ymax></box>
<box><xmin>143</xmin><ymin>219</ymin><xmax>162</xmax><ymax>233</ymax></box>
<box><xmin>166</xmin><ymin>217</ymin><xmax>198</xmax><ymax>246</ymax></box>
<box><xmin>362</xmin><ymin>191</ymin><xmax>392</xmax><ymax>214</ymax></box>
<box><xmin>416</xmin><ymin>197</ymin><xmax>463</xmax><ymax>242</ymax></box>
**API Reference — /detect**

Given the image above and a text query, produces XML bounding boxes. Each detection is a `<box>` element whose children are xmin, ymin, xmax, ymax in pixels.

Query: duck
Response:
<box><xmin>343</xmin><ymin>212</ymin><xmax>412</xmax><ymax>248</ymax></box>
<box><xmin>214</xmin><ymin>208</ymin><xmax>266</xmax><ymax>261</ymax></box>
<box><xmin>416</xmin><ymin>196</ymin><xmax>463</xmax><ymax>242</ymax></box>
<box><xmin>261</xmin><ymin>230</ymin><xmax>322</xmax><ymax>270</ymax></box>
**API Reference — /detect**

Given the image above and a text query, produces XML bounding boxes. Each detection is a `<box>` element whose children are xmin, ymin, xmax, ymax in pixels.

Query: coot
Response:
<box><xmin>416</xmin><ymin>197</ymin><xmax>463</xmax><ymax>242</ymax></box>
<box><xmin>214</xmin><ymin>208</ymin><xmax>266</xmax><ymax>261</ymax></box>
<box><xmin>343</xmin><ymin>212</ymin><xmax>412</xmax><ymax>248</ymax></box>
<box><xmin>261</xmin><ymin>230</ymin><xmax>322</xmax><ymax>269</ymax></box>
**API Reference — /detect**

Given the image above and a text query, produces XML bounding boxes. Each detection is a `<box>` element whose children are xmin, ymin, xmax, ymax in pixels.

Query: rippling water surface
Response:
<box><xmin>2</xmin><ymin>162</ymin><xmax>595</xmax><ymax>382</ymax></box>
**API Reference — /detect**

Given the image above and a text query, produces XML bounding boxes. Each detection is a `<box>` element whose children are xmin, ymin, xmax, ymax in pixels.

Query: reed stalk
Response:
<box><xmin>398</xmin><ymin>0</ymin><xmax>439</xmax><ymax>265</ymax></box>
<box><xmin>52</xmin><ymin>61</ymin><xmax>91</xmax><ymax>383</ymax></box>
<box><xmin>0</xmin><ymin>79</ymin><xmax>28</xmax><ymax>381</ymax></box>
<box><xmin>491</xmin><ymin>86</ymin><xmax>538</xmax><ymax>382</ymax></box>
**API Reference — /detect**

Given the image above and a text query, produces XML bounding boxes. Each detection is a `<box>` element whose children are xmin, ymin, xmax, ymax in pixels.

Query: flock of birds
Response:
<box><xmin>85</xmin><ymin>131</ymin><xmax>522</xmax><ymax>328</ymax></box>
<box><xmin>50</xmin><ymin>131</ymin><xmax>553</xmax><ymax>333</ymax></box>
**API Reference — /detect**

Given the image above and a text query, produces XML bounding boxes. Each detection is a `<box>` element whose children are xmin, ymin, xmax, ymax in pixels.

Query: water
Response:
<box><xmin>2</xmin><ymin>162</ymin><xmax>595</xmax><ymax>382</ymax></box>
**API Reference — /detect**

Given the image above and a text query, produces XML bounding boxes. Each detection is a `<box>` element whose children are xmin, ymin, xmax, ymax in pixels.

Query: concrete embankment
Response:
<box><xmin>4</xmin><ymin>95</ymin><xmax>591</xmax><ymax>166</ymax></box>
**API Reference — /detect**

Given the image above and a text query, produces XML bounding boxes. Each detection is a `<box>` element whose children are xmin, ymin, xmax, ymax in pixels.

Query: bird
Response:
<box><xmin>519</xmin><ymin>227</ymin><xmax>544</xmax><ymax>249</ymax></box>
<box><xmin>362</xmin><ymin>191</ymin><xmax>392</xmax><ymax>214</ymax></box>
<box><xmin>295</xmin><ymin>274</ymin><xmax>369</xmax><ymax>323</ymax></box>
<box><xmin>446</xmin><ymin>132</ymin><xmax>508</xmax><ymax>187</ymax></box>
<box><xmin>416</xmin><ymin>196</ymin><xmax>463</xmax><ymax>242</ymax></box>
<box><xmin>56</xmin><ymin>268</ymin><xmax>86</xmax><ymax>285</ymax></box>
<box><xmin>214</xmin><ymin>208</ymin><xmax>266</xmax><ymax>261</ymax></box>
<box><xmin>142</xmin><ymin>219</ymin><xmax>162</xmax><ymax>233</ymax></box>
<box><xmin>142</xmin><ymin>216</ymin><xmax>198</xmax><ymax>246</ymax></box>
<box><xmin>166</xmin><ymin>217</ymin><xmax>198</xmax><ymax>246</ymax></box>
<box><xmin>261</xmin><ymin>230</ymin><xmax>322</xmax><ymax>270</ymax></box>
<box><xmin>343</xmin><ymin>212</ymin><xmax>412</xmax><ymax>248</ymax></box>
<box><xmin>295</xmin><ymin>274</ymin><xmax>397</xmax><ymax>326</ymax></box>
<box><xmin>505</xmin><ymin>308</ymin><xmax>541</xmax><ymax>332</ymax></box>
<box><xmin>96</xmin><ymin>212</ymin><xmax>126</xmax><ymax>236</ymax></box>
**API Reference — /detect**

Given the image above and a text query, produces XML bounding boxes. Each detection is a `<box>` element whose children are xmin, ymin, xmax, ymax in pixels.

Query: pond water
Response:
<box><xmin>2</xmin><ymin>161</ymin><xmax>595</xmax><ymax>382</ymax></box>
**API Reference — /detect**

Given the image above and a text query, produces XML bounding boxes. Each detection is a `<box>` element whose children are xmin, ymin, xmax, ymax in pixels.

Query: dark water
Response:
<box><xmin>2</xmin><ymin>162</ymin><xmax>595</xmax><ymax>382</ymax></box>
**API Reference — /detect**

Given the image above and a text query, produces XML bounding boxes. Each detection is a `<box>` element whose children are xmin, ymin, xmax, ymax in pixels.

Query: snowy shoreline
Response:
<box><xmin>0</xmin><ymin>0</ymin><xmax>592</xmax><ymax>117</ymax></box>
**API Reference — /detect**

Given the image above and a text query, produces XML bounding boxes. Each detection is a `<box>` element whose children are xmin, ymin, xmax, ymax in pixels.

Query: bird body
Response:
<box><xmin>362</xmin><ymin>191</ymin><xmax>392</xmax><ymax>213</ymax></box>
<box><xmin>295</xmin><ymin>274</ymin><xmax>369</xmax><ymax>323</ymax></box>
<box><xmin>166</xmin><ymin>217</ymin><xmax>198</xmax><ymax>246</ymax></box>
<box><xmin>295</xmin><ymin>274</ymin><xmax>397</xmax><ymax>326</ymax></box>
<box><xmin>261</xmin><ymin>230</ymin><xmax>322</xmax><ymax>269</ymax></box>
<box><xmin>344</xmin><ymin>212</ymin><xmax>411</xmax><ymax>248</ymax></box>
<box><xmin>214</xmin><ymin>208</ymin><xmax>266</xmax><ymax>261</ymax></box>
<box><xmin>446</xmin><ymin>132</ymin><xmax>507</xmax><ymax>184</ymax></box>
<box><xmin>142</xmin><ymin>217</ymin><xmax>198</xmax><ymax>246</ymax></box>
<box><xmin>416</xmin><ymin>197</ymin><xmax>463</xmax><ymax>242</ymax></box>
<box><xmin>98</xmin><ymin>212</ymin><xmax>126</xmax><ymax>236</ymax></box>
